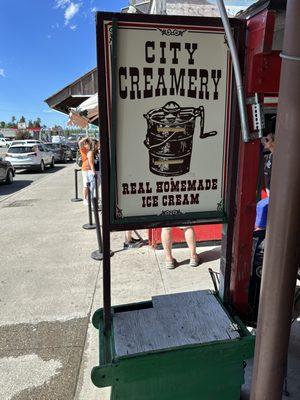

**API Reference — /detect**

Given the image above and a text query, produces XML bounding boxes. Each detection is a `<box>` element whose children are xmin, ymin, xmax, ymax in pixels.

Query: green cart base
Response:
<box><xmin>92</xmin><ymin>291</ymin><xmax>254</xmax><ymax>400</ymax></box>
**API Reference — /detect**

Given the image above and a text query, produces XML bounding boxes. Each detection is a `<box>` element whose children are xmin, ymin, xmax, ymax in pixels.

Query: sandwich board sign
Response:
<box><xmin>96</xmin><ymin>12</ymin><xmax>241</xmax><ymax>229</ymax></box>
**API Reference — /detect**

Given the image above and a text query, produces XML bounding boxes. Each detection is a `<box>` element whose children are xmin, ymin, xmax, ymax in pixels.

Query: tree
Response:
<box><xmin>15</xmin><ymin>130</ymin><xmax>30</xmax><ymax>140</ymax></box>
<box><xmin>11</xmin><ymin>116</ymin><xmax>16</xmax><ymax>127</ymax></box>
<box><xmin>19</xmin><ymin>116</ymin><xmax>26</xmax><ymax>123</ymax></box>
<box><xmin>33</xmin><ymin>117</ymin><xmax>41</xmax><ymax>128</ymax></box>
<box><xmin>28</xmin><ymin>120</ymin><xmax>34</xmax><ymax>128</ymax></box>
<box><xmin>0</xmin><ymin>121</ymin><xmax>6</xmax><ymax>128</ymax></box>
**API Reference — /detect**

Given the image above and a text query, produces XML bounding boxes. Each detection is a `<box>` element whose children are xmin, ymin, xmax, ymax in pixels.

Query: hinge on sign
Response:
<box><xmin>246</xmin><ymin>93</ymin><xmax>265</xmax><ymax>140</ymax></box>
<box><xmin>229</xmin><ymin>322</ymin><xmax>239</xmax><ymax>332</ymax></box>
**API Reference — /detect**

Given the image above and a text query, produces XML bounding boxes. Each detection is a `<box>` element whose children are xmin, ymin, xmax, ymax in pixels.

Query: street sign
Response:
<box><xmin>97</xmin><ymin>12</ymin><xmax>240</xmax><ymax>229</ymax></box>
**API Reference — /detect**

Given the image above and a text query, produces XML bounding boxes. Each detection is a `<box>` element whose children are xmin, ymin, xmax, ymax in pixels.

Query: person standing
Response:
<box><xmin>262</xmin><ymin>133</ymin><xmax>275</xmax><ymax>196</ymax></box>
<box><xmin>78</xmin><ymin>137</ymin><xmax>92</xmax><ymax>206</ymax></box>
<box><xmin>87</xmin><ymin>139</ymin><xmax>101</xmax><ymax>200</ymax></box>
<box><xmin>161</xmin><ymin>226</ymin><xmax>200</xmax><ymax>269</ymax></box>
<box><xmin>123</xmin><ymin>230</ymin><xmax>143</xmax><ymax>249</ymax></box>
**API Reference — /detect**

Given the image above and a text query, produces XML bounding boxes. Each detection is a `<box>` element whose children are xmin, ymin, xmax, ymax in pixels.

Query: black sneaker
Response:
<box><xmin>130</xmin><ymin>237</ymin><xmax>143</xmax><ymax>243</ymax></box>
<box><xmin>123</xmin><ymin>240</ymin><xmax>143</xmax><ymax>249</ymax></box>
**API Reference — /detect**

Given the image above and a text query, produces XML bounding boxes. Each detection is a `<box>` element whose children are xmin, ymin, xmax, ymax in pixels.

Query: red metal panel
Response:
<box><xmin>230</xmin><ymin>140</ymin><xmax>260</xmax><ymax>315</ymax></box>
<box><xmin>246</xmin><ymin>10</ymin><xmax>277</xmax><ymax>94</ymax></box>
<box><xmin>148</xmin><ymin>225</ymin><xmax>222</xmax><ymax>248</ymax></box>
<box><xmin>249</xmin><ymin>52</ymin><xmax>281</xmax><ymax>93</ymax></box>
<box><xmin>230</xmin><ymin>9</ymin><xmax>279</xmax><ymax>317</ymax></box>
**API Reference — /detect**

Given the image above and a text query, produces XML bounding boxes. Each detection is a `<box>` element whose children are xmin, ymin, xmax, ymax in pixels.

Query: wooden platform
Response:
<box><xmin>113</xmin><ymin>290</ymin><xmax>240</xmax><ymax>357</ymax></box>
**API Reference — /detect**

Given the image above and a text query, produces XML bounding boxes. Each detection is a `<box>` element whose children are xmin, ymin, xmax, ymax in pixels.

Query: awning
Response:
<box><xmin>67</xmin><ymin>93</ymin><xmax>99</xmax><ymax>128</ymax></box>
<box><xmin>44</xmin><ymin>68</ymin><xmax>98</xmax><ymax>115</ymax></box>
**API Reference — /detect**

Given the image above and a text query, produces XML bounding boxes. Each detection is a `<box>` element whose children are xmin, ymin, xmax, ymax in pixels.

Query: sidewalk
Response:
<box><xmin>0</xmin><ymin>164</ymin><xmax>299</xmax><ymax>399</ymax></box>
<box><xmin>0</xmin><ymin>164</ymin><xmax>99</xmax><ymax>400</ymax></box>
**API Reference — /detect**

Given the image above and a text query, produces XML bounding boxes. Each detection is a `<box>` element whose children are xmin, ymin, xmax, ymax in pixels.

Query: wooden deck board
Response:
<box><xmin>113</xmin><ymin>290</ymin><xmax>240</xmax><ymax>357</ymax></box>
<box><xmin>152</xmin><ymin>290</ymin><xmax>240</xmax><ymax>342</ymax></box>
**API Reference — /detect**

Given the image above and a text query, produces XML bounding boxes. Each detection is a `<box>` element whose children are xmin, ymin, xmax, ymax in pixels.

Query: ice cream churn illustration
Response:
<box><xmin>143</xmin><ymin>101</ymin><xmax>217</xmax><ymax>177</ymax></box>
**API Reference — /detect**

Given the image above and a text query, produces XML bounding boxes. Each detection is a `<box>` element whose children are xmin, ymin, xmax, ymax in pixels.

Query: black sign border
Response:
<box><xmin>96</xmin><ymin>11</ymin><xmax>245</xmax><ymax>232</ymax></box>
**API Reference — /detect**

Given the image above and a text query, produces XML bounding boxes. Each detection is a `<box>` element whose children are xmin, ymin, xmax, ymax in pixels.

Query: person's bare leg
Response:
<box><xmin>83</xmin><ymin>186</ymin><xmax>88</xmax><ymax>200</ymax></box>
<box><xmin>125</xmin><ymin>231</ymin><xmax>133</xmax><ymax>243</ymax></box>
<box><xmin>161</xmin><ymin>228</ymin><xmax>173</xmax><ymax>262</ymax></box>
<box><xmin>183</xmin><ymin>227</ymin><xmax>197</xmax><ymax>259</ymax></box>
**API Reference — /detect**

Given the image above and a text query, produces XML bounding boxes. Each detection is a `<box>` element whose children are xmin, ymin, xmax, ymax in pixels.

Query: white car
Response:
<box><xmin>0</xmin><ymin>138</ymin><xmax>9</xmax><ymax>147</ymax></box>
<box><xmin>9</xmin><ymin>139</ymin><xmax>42</xmax><ymax>147</ymax></box>
<box><xmin>51</xmin><ymin>135</ymin><xmax>66</xmax><ymax>144</ymax></box>
<box><xmin>5</xmin><ymin>143</ymin><xmax>55</xmax><ymax>172</ymax></box>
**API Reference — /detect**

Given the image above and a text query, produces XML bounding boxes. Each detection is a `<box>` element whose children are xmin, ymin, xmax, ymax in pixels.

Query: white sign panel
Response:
<box><xmin>99</xmin><ymin>15</ymin><xmax>235</xmax><ymax>226</ymax></box>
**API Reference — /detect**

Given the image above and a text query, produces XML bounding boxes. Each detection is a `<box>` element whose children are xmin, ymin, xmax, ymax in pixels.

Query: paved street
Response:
<box><xmin>0</xmin><ymin>163</ymin><xmax>299</xmax><ymax>399</ymax></box>
<box><xmin>0</xmin><ymin>148</ymin><xmax>74</xmax><ymax>203</ymax></box>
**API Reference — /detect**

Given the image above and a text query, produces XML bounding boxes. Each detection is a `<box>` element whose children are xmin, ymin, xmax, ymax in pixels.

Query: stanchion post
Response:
<box><xmin>71</xmin><ymin>169</ymin><xmax>83</xmax><ymax>202</ymax></box>
<box><xmin>91</xmin><ymin>197</ymin><xmax>103</xmax><ymax>260</ymax></box>
<box><xmin>91</xmin><ymin>196</ymin><xmax>113</xmax><ymax>260</ymax></box>
<box><xmin>94</xmin><ymin>173</ymin><xmax>102</xmax><ymax>212</ymax></box>
<box><xmin>82</xmin><ymin>182</ymin><xmax>96</xmax><ymax>230</ymax></box>
<box><xmin>95</xmin><ymin>173</ymin><xmax>99</xmax><ymax>203</ymax></box>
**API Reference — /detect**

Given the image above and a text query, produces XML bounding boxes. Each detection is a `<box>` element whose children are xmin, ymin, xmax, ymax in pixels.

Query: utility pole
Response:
<box><xmin>250</xmin><ymin>1</ymin><xmax>300</xmax><ymax>399</ymax></box>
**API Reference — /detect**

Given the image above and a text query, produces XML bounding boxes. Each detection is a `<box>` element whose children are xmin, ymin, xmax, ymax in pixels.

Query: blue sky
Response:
<box><xmin>0</xmin><ymin>0</ymin><xmax>256</xmax><ymax>128</ymax></box>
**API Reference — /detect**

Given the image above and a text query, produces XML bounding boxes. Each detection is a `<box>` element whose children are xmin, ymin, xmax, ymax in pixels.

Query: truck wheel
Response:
<box><xmin>6</xmin><ymin>169</ymin><xmax>13</xmax><ymax>184</ymax></box>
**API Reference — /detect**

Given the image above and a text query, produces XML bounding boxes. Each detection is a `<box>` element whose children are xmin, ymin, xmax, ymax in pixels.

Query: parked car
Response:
<box><xmin>0</xmin><ymin>138</ymin><xmax>9</xmax><ymax>148</ymax></box>
<box><xmin>9</xmin><ymin>139</ymin><xmax>42</xmax><ymax>147</ymax></box>
<box><xmin>67</xmin><ymin>135</ymin><xmax>78</xmax><ymax>142</ymax></box>
<box><xmin>66</xmin><ymin>141</ymin><xmax>78</xmax><ymax>158</ymax></box>
<box><xmin>51</xmin><ymin>135</ymin><xmax>66</xmax><ymax>144</ymax></box>
<box><xmin>44</xmin><ymin>143</ymin><xmax>73</xmax><ymax>162</ymax></box>
<box><xmin>0</xmin><ymin>156</ymin><xmax>14</xmax><ymax>184</ymax></box>
<box><xmin>5</xmin><ymin>144</ymin><xmax>55</xmax><ymax>172</ymax></box>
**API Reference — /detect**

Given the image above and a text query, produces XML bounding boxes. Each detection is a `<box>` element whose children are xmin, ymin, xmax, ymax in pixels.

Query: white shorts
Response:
<box><xmin>82</xmin><ymin>171</ymin><xmax>89</xmax><ymax>188</ymax></box>
<box><xmin>162</xmin><ymin>226</ymin><xmax>192</xmax><ymax>231</ymax></box>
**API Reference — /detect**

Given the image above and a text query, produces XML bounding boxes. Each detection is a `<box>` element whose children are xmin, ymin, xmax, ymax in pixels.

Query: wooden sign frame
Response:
<box><xmin>97</xmin><ymin>12</ymin><xmax>244</xmax><ymax>232</ymax></box>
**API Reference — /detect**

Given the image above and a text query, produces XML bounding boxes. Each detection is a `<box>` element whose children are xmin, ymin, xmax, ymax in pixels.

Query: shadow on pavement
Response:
<box><xmin>178</xmin><ymin>246</ymin><xmax>221</xmax><ymax>267</ymax></box>
<box><xmin>15</xmin><ymin>165</ymin><xmax>66</xmax><ymax>175</ymax></box>
<box><xmin>199</xmin><ymin>246</ymin><xmax>221</xmax><ymax>263</ymax></box>
<box><xmin>0</xmin><ymin>179</ymin><xmax>33</xmax><ymax>197</ymax></box>
<box><xmin>0</xmin><ymin>166</ymin><xmax>67</xmax><ymax>199</ymax></box>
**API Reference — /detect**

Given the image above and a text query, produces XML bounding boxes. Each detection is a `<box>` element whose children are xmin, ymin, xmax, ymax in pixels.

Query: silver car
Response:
<box><xmin>5</xmin><ymin>144</ymin><xmax>55</xmax><ymax>172</ymax></box>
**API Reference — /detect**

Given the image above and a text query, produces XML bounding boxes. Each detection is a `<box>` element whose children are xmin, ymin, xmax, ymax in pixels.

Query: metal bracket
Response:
<box><xmin>246</xmin><ymin>93</ymin><xmax>265</xmax><ymax>140</ymax></box>
<box><xmin>280</xmin><ymin>52</ymin><xmax>300</xmax><ymax>62</ymax></box>
<box><xmin>252</xmin><ymin>103</ymin><xmax>265</xmax><ymax>132</ymax></box>
<box><xmin>228</xmin><ymin>322</ymin><xmax>239</xmax><ymax>334</ymax></box>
